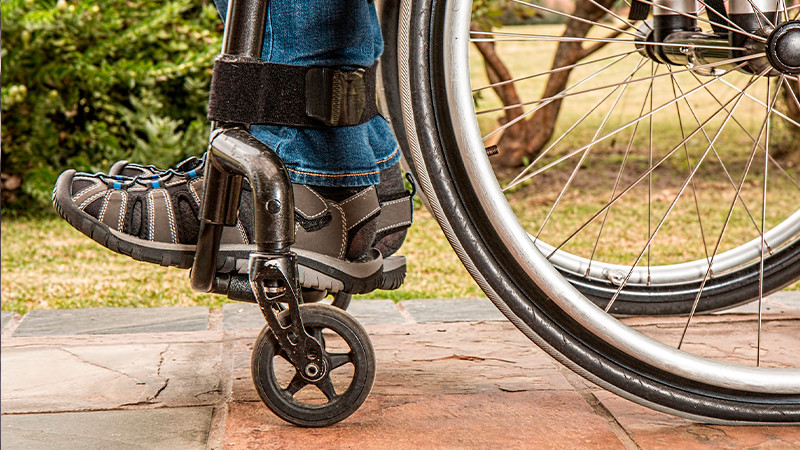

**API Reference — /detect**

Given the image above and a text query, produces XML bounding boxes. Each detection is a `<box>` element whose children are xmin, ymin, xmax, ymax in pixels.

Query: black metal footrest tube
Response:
<box><xmin>190</xmin><ymin>126</ymin><xmax>295</xmax><ymax>293</ymax></box>
<box><xmin>249</xmin><ymin>252</ymin><xmax>328</xmax><ymax>383</ymax></box>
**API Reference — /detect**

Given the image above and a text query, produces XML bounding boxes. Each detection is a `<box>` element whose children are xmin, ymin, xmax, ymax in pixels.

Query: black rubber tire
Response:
<box><xmin>562</xmin><ymin>235</ymin><xmax>800</xmax><ymax>316</ymax></box>
<box><xmin>251</xmin><ymin>303</ymin><xmax>375</xmax><ymax>427</ymax></box>
<box><xmin>404</xmin><ymin>0</ymin><xmax>800</xmax><ymax>422</ymax></box>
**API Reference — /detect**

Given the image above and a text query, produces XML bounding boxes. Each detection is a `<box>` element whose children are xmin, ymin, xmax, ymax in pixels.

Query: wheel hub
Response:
<box><xmin>767</xmin><ymin>21</ymin><xmax>800</xmax><ymax>74</ymax></box>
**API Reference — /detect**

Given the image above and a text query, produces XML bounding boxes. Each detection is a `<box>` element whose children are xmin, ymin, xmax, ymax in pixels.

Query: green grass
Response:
<box><xmin>0</xmin><ymin>209</ymin><xmax>483</xmax><ymax>314</ymax></box>
<box><xmin>473</xmin><ymin>24</ymin><xmax>800</xmax><ymax>269</ymax></box>
<box><xmin>4</xmin><ymin>24</ymin><xmax>799</xmax><ymax>314</ymax></box>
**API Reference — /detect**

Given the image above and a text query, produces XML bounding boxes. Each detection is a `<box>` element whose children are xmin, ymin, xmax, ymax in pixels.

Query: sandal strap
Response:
<box><xmin>293</xmin><ymin>184</ymin><xmax>330</xmax><ymax>220</ymax></box>
<box><xmin>377</xmin><ymin>194</ymin><xmax>413</xmax><ymax>235</ymax></box>
<box><xmin>338</xmin><ymin>186</ymin><xmax>380</xmax><ymax>231</ymax></box>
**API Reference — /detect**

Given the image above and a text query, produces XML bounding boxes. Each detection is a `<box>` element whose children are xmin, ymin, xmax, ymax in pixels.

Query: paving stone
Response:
<box><xmin>620</xmin><ymin>314</ymin><xmax>800</xmax><ymax>367</ymax></box>
<box><xmin>595</xmin><ymin>391</ymin><xmax>800</xmax><ymax>449</ymax></box>
<box><xmin>767</xmin><ymin>290</ymin><xmax>800</xmax><ymax>308</ymax></box>
<box><xmin>225</xmin><ymin>390</ymin><xmax>624</xmax><ymax>449</ymax></box>
<box><xmin>346</xmin><ymin>299</ymin><xmax>406</xmax><ymax>324</ymax></box>
<box><xmin>225</xmin><ymin>321</ymin><xmax>623</xmax><ymax>449</ymax></box>
<box><xmin>13</xmin><ymin>307</ymin><xmax>208</xmax><ymax>337</ymax></box>
<box><xmin>231</xmin><ymin>321</ymin><xmax>572</xmax><ymax>403</ymax></box>
<box><xmin>713</xmin><ymin>290</ymin><xmax>800</xmax><ymax>315</ymax></box>
<box><xmin>399</xmin><ymin>298</ymin><xmax>506</xmax><ymax>323</ymax></box>
<box><xmin>1</xmin><ymin>343</ymin><xmax>223</xmax><ymax>413</ymax></box>
<box><xmin>222</xmin><ymin>299</ymin><xmax>406</xmax><ymax>330</ymax></box>
<box><xmin>1</xmin><ymin>407</ymin><xmax>213</xmax><ymax>450</ymax></box>
<box><xmin>1</xmin><ymin>310</ymin><xmax>18</xmax><ymax>330</ymax></box>
<box><xmin>222</xmin><ymin>303</ymin><xmax>264</xmax><ymax>330</ymax></box>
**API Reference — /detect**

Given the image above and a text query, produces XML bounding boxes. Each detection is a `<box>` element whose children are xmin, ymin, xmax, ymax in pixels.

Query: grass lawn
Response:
<box><xmin>3</xmin><ymin>24</ymin><xmax>798</xmax><ymax>314</ymax></box>
<box><xmin>0</xmin><ymin>208</ymin><xmax>484</xmax><ymax>314</ymax></box>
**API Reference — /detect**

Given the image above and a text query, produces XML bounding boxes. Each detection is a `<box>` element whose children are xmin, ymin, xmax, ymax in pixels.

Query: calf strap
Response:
<box><xmin>208</xmin><ymin>55</ymin><xmax>379</xmax><ymax>128</ymax></box>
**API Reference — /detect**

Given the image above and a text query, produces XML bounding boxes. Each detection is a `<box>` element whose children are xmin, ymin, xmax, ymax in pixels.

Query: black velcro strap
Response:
<box><xmin>628</xmin><ymin>0</ymin><xmax>650</xmax><ymax>21</ymax></box>
<box><xmin>208</xmin><ymin>55</ymin><xmax>378</xmax><ymax>128</ymax></box>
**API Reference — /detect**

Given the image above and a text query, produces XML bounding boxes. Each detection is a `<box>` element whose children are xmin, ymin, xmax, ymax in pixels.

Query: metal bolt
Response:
<box><xmin>266</xmin><ymin>199</ymin><xmax>281</xmax><ymax>214</ymax></box>
<box><xmin>305</xmin><ymin>363</ymin><xmax>320</xmax><ymax>378</ymax></box>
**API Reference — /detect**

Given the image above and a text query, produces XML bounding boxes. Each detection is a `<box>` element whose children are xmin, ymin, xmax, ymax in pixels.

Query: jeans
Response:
<box><xmin>212</xmin><ymin>0</ymin><xmax>400</xmax><ymax>187</ymax></box>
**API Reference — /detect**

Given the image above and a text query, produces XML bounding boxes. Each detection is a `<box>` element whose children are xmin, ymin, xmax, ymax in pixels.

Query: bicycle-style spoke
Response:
<box><xmin>757</xmin><ymin>77</ymin><xmax>776</xmax><ymax>366</ymax></box>
<box><xmin>647</xmin><ymin>63</ymin><xmax>655</xmax><ymax>280</ymax></box>
<box><xmin>695</xmin><ymin>0</ymin><xmax>764</xmax><ymax>38</ymax></box>
<box><xmin>742</xmin><ymin>0</ymin><xmax>777</xmax><ymax>28</ymax></box>
<box><xmin>509</xmin><ymin>0</ymin><xmax>638</xmax><ymax>38</ymax></box>
<box><xmin>718</xmin><ymin>78</ymin><xmax>800</xmax><ymax>129</ymax></box>
<box><xmin>677</xmin><ymin>74</ymin><xmax>783</xmax><ymax>349</ymax></box>
<box><xmin>770</xmin><ymin>155</ymin><xmax>800</xmax><ymax>192</ymax></box>
<box><xmin>535</xmin><ymin>61</ymin><xmax>643</xmax><ymax>240</ymax></box>
<box><xmin>587</xmin><ymin>0</ymin><xmax>644</xmax><ymax>30</ymax></box>
<box><xmin>469</xmin><ymin>30</ymin><xmax>750</xmax><ymax>51</ymax></box>
<box><xmin>676</xmin><ymin>71</ymin><xmax>771</xmax><ymax>246</ymax></box>
<box><xmin>507</xmin><ymin>61</ymin><xmax>753</xmax><ymax>192</ymax></box>
<box><xmin>546</xmin><ymin>71</ymin><xmax>763</xmax><ymax>261</ymax></box>
<box><xmin>503</xmin><ymin>58</ymin><xmax>650</xmax><ymax>191</ymax></box>
<box><xmin>585</xmin><ymin>80</ymin><xmax>655</xmax><ymax>275</ymax></box>
<box><xmin>702</xmin><ymin>75</ymin><xmax>800</xmax><ymax>195</ymax></box>
<box><xmin>483</xmin><ymin>53</ymin><xmax>637</xmax><ymax>144</ymax></box>
<box><xmin>783</xmin><ymin>77</ymin><xmax>800</xmax><ymax>114</ymax></box>
<box><xmin>603</xmin><ymin>71</ymin><xmax>763</xmax><ymax>313</ymax></box>
<box><xmin>668</xmin><ymin>68</ymin><xmax>711</xmax><ymax>264</ymax></box>
<box><xmin>478</xmin><ymin>53</ymin><xmax>763</xmax><ymax>119</ymax></box>
<box><xmin>642</xmin><ymin>0</ymin><xmax>768</xmax><ymax>41</ymax></box>
<box><xmin>473</xmin><ymin>50</ymin><xmax>639</xmax><ymax>94</ymax></box>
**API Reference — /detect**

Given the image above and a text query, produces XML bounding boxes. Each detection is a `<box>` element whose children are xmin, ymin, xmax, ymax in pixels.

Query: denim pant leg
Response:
<box><xmin>211</xmin><ymin>0</ymin><xmax>400</xmax><ymax>187</ymax></box>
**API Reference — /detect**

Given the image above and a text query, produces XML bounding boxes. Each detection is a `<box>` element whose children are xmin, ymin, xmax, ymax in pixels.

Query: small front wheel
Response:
<box><xmin>251</xmin><ymin>303</ymin><xmax>375</xmax><ymax>427</ymax></box>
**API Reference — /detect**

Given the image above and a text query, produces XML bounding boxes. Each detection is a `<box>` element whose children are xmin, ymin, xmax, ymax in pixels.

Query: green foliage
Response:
<box><xmin>472</xmin><ymin>0</ymin><xmax>553</xmax><ymax>30</ymax></box>
<box><xmin>1</xmin><ymin>0</ymin><xmax>222</xmax><ymax>210</ymax></box>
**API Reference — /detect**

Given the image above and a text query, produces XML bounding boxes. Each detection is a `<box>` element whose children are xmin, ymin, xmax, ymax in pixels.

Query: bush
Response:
<box><xmin>1</xmin><ymin>0</ymin><xmax>222</xmax><ymax>211</ymax></box>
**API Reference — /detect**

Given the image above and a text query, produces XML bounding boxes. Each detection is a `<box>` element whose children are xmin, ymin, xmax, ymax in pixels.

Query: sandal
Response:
<box><xmin>108</xmin><ymin>154</ymin><xmax>414</xmax><ymax>256</ymax></box>
<box><xmin>53</xmin><ymin>168</ymin><xmax>402</xmax><ymax>295</ymax></box>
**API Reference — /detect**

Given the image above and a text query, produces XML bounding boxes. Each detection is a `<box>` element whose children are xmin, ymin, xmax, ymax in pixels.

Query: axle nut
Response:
<box><xmin>768</xmin><ymin>21</ymin><xmax>800</xmax><ymax>74</ymax></box>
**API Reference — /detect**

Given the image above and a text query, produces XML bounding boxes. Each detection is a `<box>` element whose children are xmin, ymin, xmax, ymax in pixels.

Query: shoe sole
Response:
<box><xmin>54</xmin><ymin>170</ymin><xmax>404</xmax><ymax>295</ymax></box>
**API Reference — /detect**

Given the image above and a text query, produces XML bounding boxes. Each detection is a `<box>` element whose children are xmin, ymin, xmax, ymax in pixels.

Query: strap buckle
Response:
<box><xmin>306</xmin><ymin>68</ymin><xmax>367</xmax><ymax>126</ymax></box>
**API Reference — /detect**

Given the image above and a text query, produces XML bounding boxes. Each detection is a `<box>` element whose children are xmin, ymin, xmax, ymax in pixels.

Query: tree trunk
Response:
<box><xmin>777</xmin><ymin>78</ymin><xmax>800</xmax><ymax>159</ymax></box>
<box><xmin>478</xmin><ymin>0</ymin><xmax>620</xmax><ymax>167</ymax></box>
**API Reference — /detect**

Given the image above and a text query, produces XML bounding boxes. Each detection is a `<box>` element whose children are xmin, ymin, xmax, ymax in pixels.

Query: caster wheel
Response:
<box><xmin>251</xmin><ymin>303</ymin><xmax>375</xmax><ymax>427</ymax></box>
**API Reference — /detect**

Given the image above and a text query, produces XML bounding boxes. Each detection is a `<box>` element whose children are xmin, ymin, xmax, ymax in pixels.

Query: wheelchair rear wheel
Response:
<box><xmin>398</xmin><ymin>0</ymin><xmax>800</xmax><ymax>422</ymax></box>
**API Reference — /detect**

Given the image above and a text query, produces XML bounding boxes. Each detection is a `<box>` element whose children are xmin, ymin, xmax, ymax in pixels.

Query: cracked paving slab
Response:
<box><xmin>1</xmin><ymin>343</ymin><xmax>223</xmax><ymax>413</ymax></box>
<box><xmin>594</xmin><ymin>391</ymin><xmax>800</xmax><ymax>448</ymax></box>
<box><xmin>1</xmin><ymin>406</ymin><xmax>213</xmax><ymax>450</ymax></box>
<box><xmin>224</xmin><ymin>321</ymin><xmax>624</xmax><ymax>449</ymax></box>
<box><xmin>230</xmin><ymin>321</ymin><xmax>574</xmax><ymax>403</ymax></box>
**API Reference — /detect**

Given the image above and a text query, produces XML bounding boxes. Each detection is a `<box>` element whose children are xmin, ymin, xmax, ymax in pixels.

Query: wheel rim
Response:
<box><xmin>463</xmin><ymin>1</ymin><xmax>800</xmax><ymax>288</ymax></box>
<box><xmin>251</xmin><ymin>305</ymin><xmax>375</xmax><ymax>426</ymax></box>
<box><xmin>442</xmin><ymin>0</ymin><xmax>800</xmax><ymax>392</ymax></box>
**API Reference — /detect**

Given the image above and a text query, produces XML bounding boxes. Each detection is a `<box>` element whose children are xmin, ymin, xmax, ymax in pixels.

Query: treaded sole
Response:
<box><xmin>53</xmin><ymin>170</ymin><xmax>407</xmax><ymax>295</ymax></box>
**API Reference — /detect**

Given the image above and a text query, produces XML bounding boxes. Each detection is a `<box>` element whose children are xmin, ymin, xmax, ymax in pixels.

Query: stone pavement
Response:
<box><xmin>2</xmin><ymin>295</ymin><xmax>799</xmax><ymax>449</ymax></box>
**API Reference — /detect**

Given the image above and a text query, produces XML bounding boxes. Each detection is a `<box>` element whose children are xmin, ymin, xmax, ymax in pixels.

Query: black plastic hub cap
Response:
<box><xmin>768</xmin><ymin>21</ymin><xmax>800</xmax><ymax>74</ymax></box>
